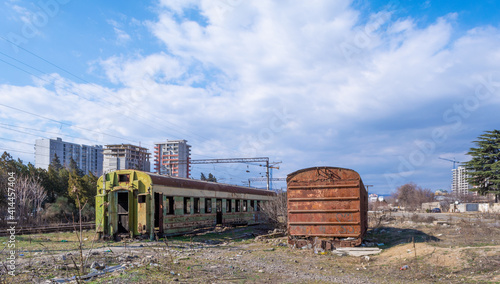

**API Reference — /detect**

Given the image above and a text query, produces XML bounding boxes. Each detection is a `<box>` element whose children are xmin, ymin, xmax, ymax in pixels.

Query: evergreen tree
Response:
<box><xmin>207</xmin><ymin>173</ymin><xmax>217</xmax><ymax>182</ymax></box>
<box><xmin>50</xmin><ymin>154</ymin><xmax>63</xmax><ymax>172</ymax></box>
<box><xmin>464</xmin><ymin>129</ymin><xmax>500</xmax><ymax>202</ymax></box>
<box><xmin>0</xmin><ymin>151</ymin><xmax>13</xmax><ymax>170</ymax></box>
<box><xmin>69</xmin><ymin>157</ymin><xmax>83</xmax><ymax>177</ymax></box>
<box><xmin>200</xmin><ymin>173</ymin><xmax>207</xmax><ymax>181</ymax></box>
<box><xmin>59</xmin><ymin>167</ymin><xmax>70</xmax><ymax>199</ymax></box>
<box><xmin>68</xmin><ymin>170</ymin><xmax>86</xmax><ymax>207</ymax></box>
<box><xmin>43</xmin><ymin>196</ymin><xmax>76</xmax><ymax>222</ymax></box>
<box><xmin>82</xmin><ymin>171</ymin><xmax>98</xmax><ymax>208</ymax></box>
<box><xmin>0</xmin><ymin>152</ymin><xmax>28</xmax><ymax>175</ymax></box>
<box><xmin>47</xmin><ymin>159</ymin><xmax>65</xmax><ymax>202</ymax></box>
<box><xmin>200</xmin><ymin>172</ymin><xmax>217</xmax><ymax>182</ymax></box>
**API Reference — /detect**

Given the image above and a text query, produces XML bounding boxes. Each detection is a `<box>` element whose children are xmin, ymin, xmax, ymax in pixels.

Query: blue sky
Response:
<box><xmin>1</xmin><ymin>0</ymin><xmax>500</xmax><ymax>194</ymax></box>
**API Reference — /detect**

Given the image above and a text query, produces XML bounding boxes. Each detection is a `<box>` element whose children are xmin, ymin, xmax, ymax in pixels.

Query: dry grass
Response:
<box><xmin>1</xmin><ymin>213</ymin><xmax>500</xmax><ymax>283</ymax></box>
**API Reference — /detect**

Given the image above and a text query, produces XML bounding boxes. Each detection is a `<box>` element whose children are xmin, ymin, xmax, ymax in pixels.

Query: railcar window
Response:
<box><xmin>235</xmin><ymin>200</ymin><xmax>240</xmax><ymax>212</ymax></box>
<box><xmin>119</xmin><ymin>174</ymin><xmax>130</xmax><ymax>182</ymax></box>
<box><xmin>256</xmin><ymin>201</ymin><xmax>261</xmax><ymax>211</ymax></box>
<box><xmin>138</xmin><ymin>195</ymin><xmax>146</xmax><ymax>203</ymax></box>
<box><xmin>166</xmin><ymin>196</ymin><xmax>174</xmax><ymax>215</ymax></box>
<box><xmin>205</xmin><ymin>198</ymin><xmax>212</xmax><ymax>213</ymax></box>
<box><xmin>243</xmin><ymin>200</ymin><xmax>247</xmax><ymax>212</ymax></box>
<box><xmin>226</xmin><ymin>199</ymin><xmax>232</xmax><ymax>213</ymax></box>
<box><xmin>184</xmin><ymin>197</ymin><xmax>191</xmax><ymax>214</ymax></box>
<box><xmin>250</xmin><ymin>200</ymin><xmax>255</xmax><ymax>211</ymax></box>
<box><xmin>194</xmin><ymin>198</ymin><xmax>200</xmax><ymax>214</ymax></box>
<box><xmin>216</xmin><ymin>199</ymin><xmax>222</xmax><ymax>213</ymax></box>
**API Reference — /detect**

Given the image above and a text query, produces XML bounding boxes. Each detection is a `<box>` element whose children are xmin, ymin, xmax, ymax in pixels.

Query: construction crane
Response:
<box><xmin>438</xmin><ymin>157</ymin><xmax>460</xmax><ymax>169</ymax></box>
<box><xmin>190</xmin><ymin>157</ymin><xmax>277</xmax><ymax>190</ymax></box>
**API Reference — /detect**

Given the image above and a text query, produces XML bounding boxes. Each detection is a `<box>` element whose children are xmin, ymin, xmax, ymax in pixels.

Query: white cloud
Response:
<box><xmin>107</xmin><ymin>19</ymin><xmax>132</xmax><ymax>44</ymax></box>
<box><xmin>2</xmin><ymin>0</ymin><xmax>500</xmax><ymax>193</ymax></box>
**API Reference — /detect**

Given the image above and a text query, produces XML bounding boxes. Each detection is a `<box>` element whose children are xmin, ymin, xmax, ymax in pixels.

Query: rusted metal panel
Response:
<box><xmin>287</xmin><ymin>167</ymin><xmax>368</xmax><ymax>248</ymax></box>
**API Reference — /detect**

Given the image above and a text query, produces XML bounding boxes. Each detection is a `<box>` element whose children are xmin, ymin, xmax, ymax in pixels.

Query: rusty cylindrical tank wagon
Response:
<box><xmin>287</xmin><ymin>167</ymin><xmax>368</xmax><ymax>249</ymax></box>
<box><xmin>96</xmin><ymin>170</ymin><xmax>276</xmax><ymax>240</ymax></box>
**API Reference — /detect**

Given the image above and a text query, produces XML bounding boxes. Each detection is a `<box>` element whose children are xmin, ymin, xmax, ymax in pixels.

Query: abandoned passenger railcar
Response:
<box><xmin>287</xmin><ymin>167</ymin><xmax>368</xmax><ymax>249</ymax></box>
<box><xmin>96</xmin><ymin>170</ymin><xmax>276</xmax><ymax>240</ymax></box>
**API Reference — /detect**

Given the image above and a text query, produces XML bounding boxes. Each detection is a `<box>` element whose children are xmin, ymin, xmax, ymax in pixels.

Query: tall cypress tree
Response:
<box><xmin>464</xmin><ymin>130</ymin><xmax>500</xmax><ymax>202</ymax></box>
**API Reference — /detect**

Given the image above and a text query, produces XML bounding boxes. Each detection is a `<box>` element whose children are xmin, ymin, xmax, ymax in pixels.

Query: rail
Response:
<box><xmin>0</xmin><ymin>222</ymin><xmax>95</xmax><ymax>236</ymax></box>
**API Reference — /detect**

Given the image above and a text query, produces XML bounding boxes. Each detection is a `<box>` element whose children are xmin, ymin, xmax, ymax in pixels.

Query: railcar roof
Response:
<box><xmin>145</xmin><ymin>172</ymin><xmax>276</xmax><ymax>196</ymax></box>
<box><xmin>286</xmin><ymin>166</ymin><xmax>361</xmax><ymax>182</ymax></box>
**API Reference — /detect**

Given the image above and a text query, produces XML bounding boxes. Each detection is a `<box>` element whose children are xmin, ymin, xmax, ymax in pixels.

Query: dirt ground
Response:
<box><xmin>1</xmin><ymin>212</ymin><xmax>499</xmax><ymax>283</ymax></box>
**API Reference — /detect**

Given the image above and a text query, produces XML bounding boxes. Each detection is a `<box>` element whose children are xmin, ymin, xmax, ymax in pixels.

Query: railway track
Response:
<box><xmin>0</xmin><ymin>222</ymin><xmax>95</xmax><ymax>236</ymax></box>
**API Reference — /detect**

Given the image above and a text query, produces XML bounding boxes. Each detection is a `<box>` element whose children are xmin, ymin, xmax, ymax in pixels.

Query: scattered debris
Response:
<box><xmin>254</xmin><ymin>230</ymin><xmax>286</xmax><ymax>241</ymax></box>
<box><xmin>335</xmin><ymin>247</ymin><xmax>382</xmax><ymax>257</ymax></box>
<box><xmin>52</xmin><ymin>264</ymin><xmax>127</xmax><ymax>283</ymax></box>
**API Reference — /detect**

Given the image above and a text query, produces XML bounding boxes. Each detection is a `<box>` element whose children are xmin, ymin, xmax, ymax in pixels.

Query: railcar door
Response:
<box><xmin>154</xmin><ymin>192</ymin><xmax>164</xmax><ymax>235</ymax></box>
<box><xmin>216</xmin><ymin>199</ymin><xmax>223</xmax><ymax>225</ymax></box>
<box><xmin>117</xmin><ymin>192</ymin><xmax>129</xmax><ymax>233</ymax></box>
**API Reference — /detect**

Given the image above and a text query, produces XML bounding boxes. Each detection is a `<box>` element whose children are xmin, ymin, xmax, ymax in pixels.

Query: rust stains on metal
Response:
<box><xmin>287</xmin><ymin>167</ymin><xmax>368</xmax><ymax>249</ymax></box>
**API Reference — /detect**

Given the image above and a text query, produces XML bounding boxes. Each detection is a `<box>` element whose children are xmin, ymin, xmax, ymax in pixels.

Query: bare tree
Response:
<box><xmin>392</xmin><ymin>182</ymin><xmax>434</xmax><ymax>211</ymax></box>
<box><xmin>15</xmin><ymin>175</ymin><xmax>47</xmax><ymax>225</ymax></box>
<box><xmin>261</xmin><ymin>188</ymin><xmax>288</xmax><ymax>230</ymax></box>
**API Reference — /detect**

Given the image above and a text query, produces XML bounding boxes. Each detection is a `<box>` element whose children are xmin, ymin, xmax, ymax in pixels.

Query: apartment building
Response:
<box><xmin>154</xmin><ymin>139</ymin><xmax>191</xmax><ymax>178</ymax></box>
<box><xmin>452</xmin><ymin>166</ymin><xmax>473</xmax><ymax>196</ymax></box>
<box><xmin>103</xmin><ymin>144</ymin><xmax>151</xmax><ymax>173</ymax></box>
<box><xmin>35</xmin><ymin>137</ymin><xmax>103</xmax><ymax>175</ymax></box>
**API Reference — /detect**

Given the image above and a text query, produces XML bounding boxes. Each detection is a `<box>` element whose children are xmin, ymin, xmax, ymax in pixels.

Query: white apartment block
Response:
<box><xmin>103</xmin><ymin>144</ymin><xmax>151</xmax><ymax>173</ymax></box>
<box><xmin>154</xmin><ymin>139</ymin><xmax>191</xmax><ymax>178</ymax></box>
<box><xmin>452</xmin><ymin>166</ymin><xmax>473</xmax><ymax>196</ymax></box>
<box><xmin>35</xmin><ymin>137</ymin><xmax>103</xmax><ymax>176</ymax></box>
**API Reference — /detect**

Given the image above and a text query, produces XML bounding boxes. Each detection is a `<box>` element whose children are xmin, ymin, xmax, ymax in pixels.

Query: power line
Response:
<box><xmin>0</xmin><ymin>55</ymin><xmax>207</xmax><ymax>148</ymax></box>
<box><xmin>1</xmin><ymin>35</ymin><xmax>260</xmax><ymax>157</ymax></box>
<box><xmin>0</xmin><ymin>39</ymin><xmax>279</xmax><ymax>185</ymax></box>
<box><xmin>0</xmin><ymin>38</ymin><xmax>213</xmax><ymax>145</ymax></box>
<box><xmin>0</xmin><ymin>103</ymin><xmax>138</xmax><ymax>143</ymax></box>
<box><xmin>0</xmin><ymin>36</ymin><xmax>92</xmax><ymax>84</ymax></box>
<box><xmin>0</xmin><ymin>122</ymin><xmax>101</xmax><ymax>144</ymax></box>
<box><xmin>0</xmin><ymin>50</ymin><xmax>53</xmax><ymax>77</ymax></box>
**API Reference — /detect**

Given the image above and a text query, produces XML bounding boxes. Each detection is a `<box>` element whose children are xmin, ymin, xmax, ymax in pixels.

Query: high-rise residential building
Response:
<box><xmin>103</xmin><ymin>144</ymin><xmax>151</xmax><ymax>173</ymax></box>
<box><xmin>35</xmin><ymin>137</ymin><xmax>103</xmax><ymax>175</ymax></box>
<box><xmin>452</xmin><ymin>166</ymin><xmax>473</xmax><ymax>196</ymax></box>
<box><xmin>154</xmin><ymin>139</ymin><xmax>191</xmax><ymax>178</ymax></box>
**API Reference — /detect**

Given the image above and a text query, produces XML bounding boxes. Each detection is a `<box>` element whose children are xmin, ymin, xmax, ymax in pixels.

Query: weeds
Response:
<box><xmin>409</xmin><ymin>213</ymin><xmax>436</xmax><ymax>223</ymax></box>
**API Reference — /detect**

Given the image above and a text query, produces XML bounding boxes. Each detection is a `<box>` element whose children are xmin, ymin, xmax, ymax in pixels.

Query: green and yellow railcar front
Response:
<box><xmin>96</xmin><ymin>170</ymin><xmax>155</xmax><ymax>240</ymax></box>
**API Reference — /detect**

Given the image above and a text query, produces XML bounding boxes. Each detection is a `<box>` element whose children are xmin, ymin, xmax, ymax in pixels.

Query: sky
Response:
<box><xmin>0</xmin><ymin>0</ymin><xmax>500</xmax><ymax>194</ymax></box>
